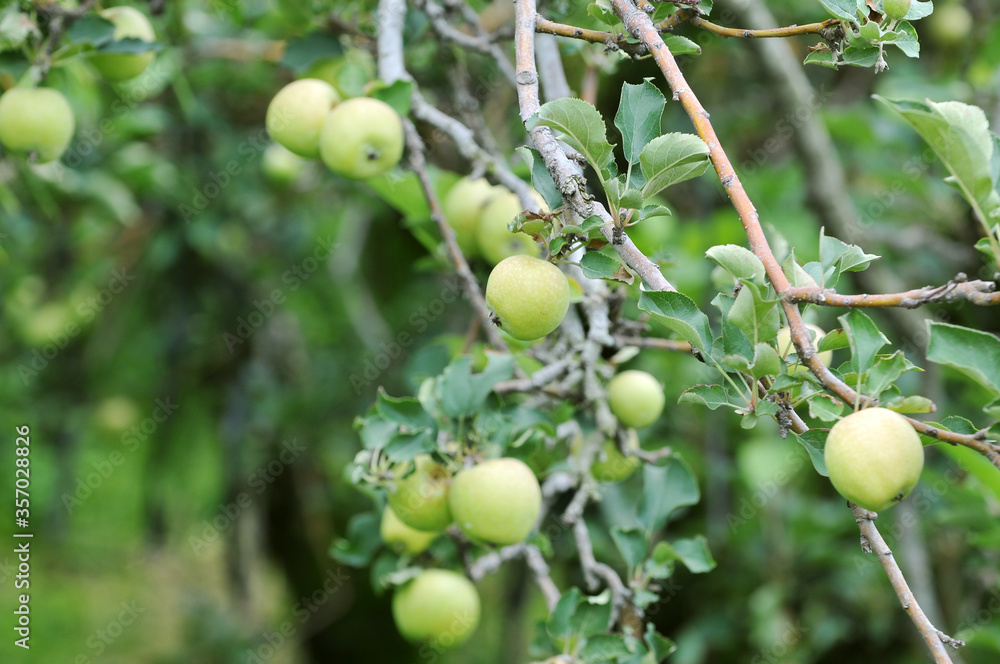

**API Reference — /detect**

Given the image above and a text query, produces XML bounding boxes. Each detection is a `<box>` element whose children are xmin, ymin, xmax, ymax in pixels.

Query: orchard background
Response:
<box><xmin>1</xmin><ymin>0</ymin><xmax>1000</xmax><ymax>663</ymax></box>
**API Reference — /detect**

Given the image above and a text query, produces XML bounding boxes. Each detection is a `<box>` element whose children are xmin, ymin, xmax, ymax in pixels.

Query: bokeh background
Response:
<box><xmin>1</xmin><ymin>0</ymin><xmax>999</xmax><ymax>662</ymax></box>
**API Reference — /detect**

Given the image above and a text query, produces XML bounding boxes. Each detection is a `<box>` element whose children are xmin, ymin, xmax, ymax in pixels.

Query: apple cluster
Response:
<box><xmin>0</xmin><ymin>7</ymin><xmax>157</xmax><ymax>164</ymax></box>
<box><xmin>381</xmin><ymin>454</ymin><xmax>542</xmax><ymax>648</ymax></box>
<box><xmin>265</xmin><ymin>79</ymin><xmax>403</xmax><ymax>180</ymax></box>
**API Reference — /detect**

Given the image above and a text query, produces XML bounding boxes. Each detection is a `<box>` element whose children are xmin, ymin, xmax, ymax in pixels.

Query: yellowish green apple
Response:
<box><xmin>442</xmin><ymin>176</ymin><xmax>501</xmax><ymax>258</ymax></box>
<box><xmin>387</xmin><ymin>455</ymin><xmax>452</xmax><ymax>531</ymax></box>
<box><xmin>591</xmin><ymin>430</ymin><xmax>641</xmax><ymax>482</ymax></box>
<box><xmin>380</xmin><ymin>505</ymin><xmax>438</xmax><ymax>555</ymax></box>
<box><xmin>485</xmin><ymin>255</ymin><xmax>570</xmax><ymax>341</ymax></box>
<box><xmin>607</xmin><ymin>370</ymin><xmax>665</xmax><ymax>429</ymax></box>
<box><xmin>449</xmin><ymin>458</ymin><xmax>541</xmax><ymax>545</ymax></box>
<box><xmin>266</xmin><ymin>79</ymin><xmax>341</xmax><ymax>158</ymax></box>
<box><xmin>0</xmin><ymin>87</ymin><xmax>75</xmax><ymax>163</ymax></box>
<box><xmin>476</xmin><ymin>189</ymin><xmax>545</xmax><ymax>265</ymax></box>
<box><xmin>392</xmin><ymin>569</ymin><xmax>480</xmax><ymax>648</ymax></box>
<box><xmin>319</xmin><ymin>97</ymin><xmax>404</xmax><ymax>179</ymax></box>
<box><xmin>90</xmin><ymin>6</ymin><xmax>156</xmax><ymax>81</ymax></box>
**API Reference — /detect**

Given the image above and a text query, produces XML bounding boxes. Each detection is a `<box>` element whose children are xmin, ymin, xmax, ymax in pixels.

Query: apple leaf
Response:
<box><xmin>580</xmin><ymin>251</ymin><xmax>632</xmax><ymax>283</ymax></box>
<box><xmin>377</xmin><ymin>389</ymin><xmax>436</xmax><ymax>430</ymax></box>
<box><xmin>371</xmin><ymin>79</ymin><xmax>412</xmax><ymax>117</ymax></box>
<box><xmin>903</xmin><ymin>0</ymin><xmax>934</xmax><ymax>20</ymax></box>
<box><xmin>581</xmin><ymin>634</ymin><xmax>631</xmax><ymax>661</ymax></box>
<box><xmin>867</xmin><ymin>351</ymin><xmax>922</xmax><ymax>397</ymax></box>
<box><xmin>639</xmin><ymin>133</ymin><xmax>711</xmax><ymax>199</ymax></box>
<box><xmin>515</xmin><ymin>146</ymin><xmax>563</xmax><ymax>209</ymax></box>
<box><xmin>638</xmin><ymin>457</ymin><xmax>700</xmax><ymax>534</ymax></box>
<box><xmin>615</xmin><ymin>80</ymin><xmax>665</xmax><ymax>164</ymax></box>
<box><xmin>666</xmin><ymin>535</ymin><xmax>717</xmax><ymax>573</ymax></box>
<box><xmin>281</xmin><ymin>32</ymin><xmax>345</xmax><ymax>72</ymax></box>
<box><xmin>816</xmin><ymin>0</ymin><xmax>862</xmax><ymax>21</ymax></box>
<box><xmin>663</xmin><ymin>34</ymin><xmax>701</xmax><ymax>56</ymax></box>
<box><xmin>95</xmin><ymin>36</ymin><xmax>162</xmax><ymax>55</ymax></box>
<box><xmin>839</xmin><ymin>309</ymin><xmax>890</xmax><ymax>377</ymax></box>
<box><xmin>437</xmin><ymin>355</ymin><xmax>515</xmax><ymax>419</ymax></box>
<box><xmin>529</xmin><ymin>98</ymin><xmax>615</xmax><ymax>178</ymax></box>
<box><xmin>706</xmin><ymin>244</ymin><xmax>767</xmax><ymax>285</ymax></box>
<box><xmin>679</xmin><ymin>384</ymin><xmax>745</xmax><ymax>411</ymax></box>
<box><xmin>383</xmin><ymin>429</ymin><xmax>435</xmax><ymax>462</ymax></box>
<box><xmin>645</xmin><ymin>623</ymin><xmax>679</xmax><ymax>662</ymax></box>
<box><xmin>64</xmin><ymin>14</ymin><xmax>115</xmax><ymax>47</ymax></box>
<box><xmin>330</xmin><ymin>511</ymin><xmax>381</xmax><ymax>567</ymax></box>
<box><xmin>793</xmin><ymin>430</ymin><xmax>829</xmax><ymax>476</ymax></box>
<box><xmin>926</xmin><ymin>322</ymin><xmax>1000</xmax><ymax>398</ymax></box>
<box><xmin>610</xmin><ymin>526</ymin><xmax>649</xmax><ymax>571</ymax></box>
<box><xmin>638</xmin><ymin>290</ymin><xmax>713</xmax><ymax>352</ymax></box>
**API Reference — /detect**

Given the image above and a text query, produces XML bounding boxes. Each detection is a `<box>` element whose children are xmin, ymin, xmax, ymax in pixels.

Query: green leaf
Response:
<box><xmin>331</xmin><ymin>511</ymin><xmax>381</xmax><ymax>567</ymax></box>
<box><xmin>282</xmin><ymin>32</ymin><xmax>345</xmax><ymax>72</ymax></box>
<box><xmin>548</xmin><ymin>588</ymin><xmax>582</xmax><ymax>641</ymax></box>
<box><xmin>749</xmin><ymin>343</ymin><xmax>782</xmax><ymax>380</ymax></box>
<box><xmin>377</xmin><ymin>390</ymin><xmax>436</xmax><ymax>430</ymax></box>
<box><xmin>582</xmin><ymin>634</ymin><xmax>631</xmax><ymax>661</ymax></box>
<box><xmin>611</xmin><ymin>526</ymin><xmax>649</xmax><ymax>571</ymax></box>
<box><xmin>937</xmin><ymin>443</ymin><xmax>1000</xmax><ymax>504</ymax></box>
<box><xmin>678</xmin><ymin>384</ymin><xmax>745</xmax><ymax>411</ymax></box>
<box><xmin>876</xmin><ymin>97</ymin><xmax>1000</xmax><ymax>234</ymax></box>
<box><xmin>670</xmin><ymin>535</ymin><xmax>717</xmax><ymax>573</ymax></box>
<box><xmin>793</xmin><ymin>430</ymin><xmax>829</xmax><ymax>476</ymax></box>
<box><xmin>438</xmin><ymin>355</ymin><xmax>516</xmax><ymax>419</ymax></box>
<box><xmin>570</xmin><ymin>592</ymin><xmax>613</xmax><ymax>637</ymax></box>
<box><xmin>371</xmin><ymin>79</ymin><xmax>412</xmax><ymax>117</ymax></box>
<box><xmin>580</xmin><ymin>251</ymin><xmax>632</xmax><ymax>283</ymax></box>
<box><xmin>639</xmin><ymin>133</ymin><xmax>712</xmax><ymax>199</ymax></box>
<box><xmin>638</xmin><ymin>457</ymin><xmax>700</xmax><ymax>533</ymax></box>
<box><xmin>804</xmin><ymin>48</ymin><xmax>839</xmax><ymax>69</ymax></box>
<box><xmin>903</xmin><ymin>0</ymin><xmax>934</xmax><ymax>20</ymax></box>
<box><xmin>638</xmin><ymin>290</ymin><xmax>713</xmax><ymax>352</ymax></box>
<box><xmin>615</xmin><ymin>80</ymin><xmax>666</xmax><ymax>164</ymax></box>
<box><xmin>516</xmin><ymin>146</ymin><xmax>563</xmax><ymax>210</ymax></box>
<box><xmin>886</xmin><ymin>21</ymin><xmax>920</xmax><ymax>58</ymax></box>
<box><xmin>884</xmin><ymin>394</ymin><xmax>937</xmax><ymax>414</ymax></box>
<box><xmin>839</xmin><ymin>309</ymin><xmax>890</xmax><ymax>376</ymax></box>
<box><xmin>96</xmin><ymin>36</ymin><xmax>161</xmax><ymax>55</ymax></box>
<box><xmin>645</xmin><ymin>623</ymin><xmax>678</xmax><ymax>662</ymax></box>
<box><xmin>358</xmin><ymin>417</ymin><xmax>398</xmax><ymax>450</ymax></box>
<box><xmin>662</xmin><ymin>34</ymin><xmax>701</xmax><ymax>56</ymax></box>
<box><xmin>65</xmin><ymin>14</ymin><xmax>115</xmax><ymax>47</ymax></box>
<box><xmin>926</xmin><ymin>322</ymin><xmax>1000</xmax><ymax>397</ymax></box>
<box><xmin>530</xmin><ymin>98</ymin><xmax>615</xmax><ymax>177</ymax></box>
<box><xmin>727</xmin><ymin>283</ymin><xmax>780</xmax><ymax>346</ymax></box>
<box><xmin>867</xmin><ymin>351</ymin><xmax>921</xmax><ymax>397</ymax></box>
<box><xmin>807</xmin><ymin>393</ymin><xmax>845</xmax><ymax>422</ymax></box>
<box><xmin>841</xmin><ymin>42</ymin><xmax>881</xmax><ymax>67</ymax></box>
<box><xmin>817</xmin><ymin>0</ymin><xmax>863</xmax><ymax>21</ymax></box>
<box><xmin>706</xmin><ymin>244</ymin><xmax>766</xmax><ymax>284</ymax></box>
<box><xmin>384</xmin><ymin>429</ymin><xmax>435</xmax><ymax>461</ymax></box>
<box><xmin>365</xmin><ymin>170</ymin><xmax>430</xmax><ymax>220</ymax></box>
<box><xmin>820</xmin><ymin>228</ymin><xmax>880</xmax><ymax>279</ymax></box>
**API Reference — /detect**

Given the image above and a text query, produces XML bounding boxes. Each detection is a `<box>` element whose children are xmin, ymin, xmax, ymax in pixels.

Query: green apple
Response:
<box><xmin>95</xmin><ymin>396</ymin><xmax>140</xmax><ymax>433</ymax></box>
<box><xmin>591</xmin><ymin>430</ymin><xmax>641</xmax><ymax>482</ymax></box>
<box><xmin>392</xmin><ymin>569</ymin><xmax>480</xmax><ymax>648</ymax></box>
<box><xmin>442</xmin><ymin>176</ymin><xmax>501</xmax><ymax>258</ymax></box>
<box><xmin>381</xmin><ymin>505</ymin><xmax>438</xmax><ymax>555</ymax></box>
<box><xmin>607</xmin><ymin>370</ymin><xmax>665</xmax><ymax>429</ymax></box>
<box><xmin>485</xmin><ymin>255</ymin><xmax>569</xmax><ymax>341</ymax></box>
<box><xmin>449</xmin><ymin>458</ymin><xmax>541</xmax><ymax>545</ymax></box>
<box><xmin>262</xmin><ymin>143</ymin><xmax>306</xmax><ymax>184</ymax></box>
<box><xmin>926</xmin><ymin>4</ymin><xmax>973</xmax><ymax>47</ymax></box>
<box><xmin>90</xmin><ymin>6</ymin><xmax>156</xmax><ymax>81</ymax></box>
<box><xmin>882</xmin><ymin>0</ymin><xmax>911</xmax><ymax>20</ymax></box>
<box><xmin>387</xmin><ymin>455</ymin><xmax>452</xmax><ymax>531</ymax></box>
<box><xmin>824</xmin><ymin>407</ymin><xmax>924</xmax><ymax>512</ymax></box>
<box><xmin>266</xmin><ymin>79</ymin><xmax>341</xmax><ymax>158</ymax></box>
<box><xmin>776</xmin><ymin>324</ymin><xmax>832</xmax><ymax>374</ymax></box>
<box><xmin>476</xmin><ymin>189</ymin><xmax>546</xmax><ymax>265</ymax></box>
<box><xmin>0</xmin><ymin>87</ymin><xmax>75</xmax><ymax>163</ymax></box>
<box><xmin>319</xmin><ymin>97</ymin><xmax>404</xmax><ymax>179</ymax></box>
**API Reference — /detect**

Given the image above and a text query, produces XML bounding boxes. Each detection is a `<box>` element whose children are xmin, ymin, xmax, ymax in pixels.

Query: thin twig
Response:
<box><xmin>784</xmin><ymin>276</ymin><xmax>1000</xmax><ymax>308</ymax></box>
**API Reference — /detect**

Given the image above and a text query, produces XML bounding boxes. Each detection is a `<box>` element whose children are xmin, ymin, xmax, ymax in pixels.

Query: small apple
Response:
<box><xmin>0</xmin><ymin>87</ymin><xmax>75</xmax><ymax>163</ymax></box>
<box><xmin>387</xmin><ymin>455</ymin><xmax>452</xmax><ymax>532</ymax></box>
<box><xmin>381</xmin><ymin>505</ymin><xmax>438</xmax><ymax>555</ymax></box>
<box><xmin>607</xmin><ymin>370</ymin><xmax>665</xmax><ymax>429</ymax></box>
<box><xmin>776</xmin><ymin>324</ymin><xmax>832</xmax><ymax>374</ymax></box>
<box><xmin>95</xmin><ymin>396</ymin><xmax>141</xmax><ymax>433</ymax></box>
<box><xmin>392</xmin><ymin>569</ymin><xmax>480</xmax><ymax>648</ymax></box>
<box><xmin>449</xmin><ymin>458</ymin><xmax>541</xmax><ymax>545</ymax></box>
<box><xmin>442</xmin><ymin>176</ymin><xmax>502</xmax><ymax>258</ymax></box>
<box><xmin>882</xmin><ymin>0</ymin><xmax>911</xmax><ymax>21</ymax></box>
<box><xmin>824</xmin><ymin>407</ymin><xmax>924</xmax><ymax>512</ymax></box>
<box><xmin>319</xmin><ymin>97</ymin><xmax>404</xmax><ymax>179</ymax></box>
<box><xmin>926</xmin><ymin>4</ymin><xmax>973</xmax><ymax>47</ymax></box>
<box><xmin>262</xmin><ymin>143</ymin><xmax>306</xmax><ymax>184</ymax></box>
<box><xmin>591</xmin><ymin>430</ymin><xmax>641</xmax><ymax>482</ymax></box>
<box><xmin>90</xmin><ymin>6</ymin><xmax>157</xmax><ymax>81</ymax></box>
<box><xmin>485</xmin><ymin>255</ymin><xmax>569</xmax><ymax>341</ymax></box>
<box><xmin>266</xmin><ymin>79</ymin><xmax>341</xmax><ymax>158</ymax></box>
<box><xmin>476</xmin><ymin>189</ymin><xmax>545</xmax><ymax>265</ymax></box>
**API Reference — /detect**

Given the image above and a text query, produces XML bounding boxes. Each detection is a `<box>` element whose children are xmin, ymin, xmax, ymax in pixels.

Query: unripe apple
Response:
<box><xmin>926</xmin><ymin>4</ymin><xmax>972</xmax><ymax>47</ymax></box>
<box><xmin>381</xmin><ymin>505</ymin><xmax>438</xmax><ymax>555</ymax></box>
<box><xmin>591</xmin><ymin>430</ymin><xmax>641</xmax><ymax>482</ymax></box>
<box><xmin>449</xmin><ymin>458</ymin><xmax>541</xmax><ymax>545</ymax></box>
<box><xmin>392</xmin><ymin>569</ymin><xmax>480</xmax><ymax>648</ymax></box>
<box><xmin>266</xmin><ymin>79</ymin><xmax>341</xmax><ymax>158</ymax></box>
<box><xmin>0</xmin><ymin>87</ymin><xmax>75</xmax><ymax>163</ymax></box>
<box><xmin>95</xmin><ymin>396</ymin><xmax>140</xmax><ymax>433</ymax></box>
<box><xmin>90</xmin><ymin>6</ymin><xmax>156</xmax><ymax>81</ymax></box>
<box><xmin>442</xmin><ymin>176</ymin><xmax>502</xmax><ymax>258</ymax></box>
<box><xmin>476</xmin><ymin>189</ymin><xmax>546</xmax><ymax>265</ymax></box>
<box><xmin>607</xmin><ymin>370</ymin><xmax>665</xmax><ymax>429</ymax></box>
<box><xmin>485</xmin><ymin>255</ymin><xmax>570</xmax><ymax>341</ymax></box>
<box><xmin>776</xmin><ymin>324</ymin><xmax>832</xmax><ymax>374</ymax></box>
<box><xmin>319</xmin><ymin>97</ymin><xmax>404</xmax><ymax>179</ymax></box>
<box><xmin>387</xmin><ymin>455</ymin><xmax>452</xmax><ymax>531</ymax></box>
<box><xmin>883</xmin><ymin>0</ymin><xmax>911</xmax><ymax>20</ymax></box>
<box><xmin>824</xmin><ymin>407</ymin><xmax>924</xmax><ymax>512</ymax></box>
<box><xmin>262</xmin><ymin>143</ymin><xmax>306</xmax><ymax>184</ymax></box>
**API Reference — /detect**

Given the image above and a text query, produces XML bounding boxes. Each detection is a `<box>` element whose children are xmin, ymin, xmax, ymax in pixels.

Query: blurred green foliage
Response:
<box><xmin>0</xmin><ymin>0</ymin><xmax>999</xmax><ymax>663</ymax></box>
